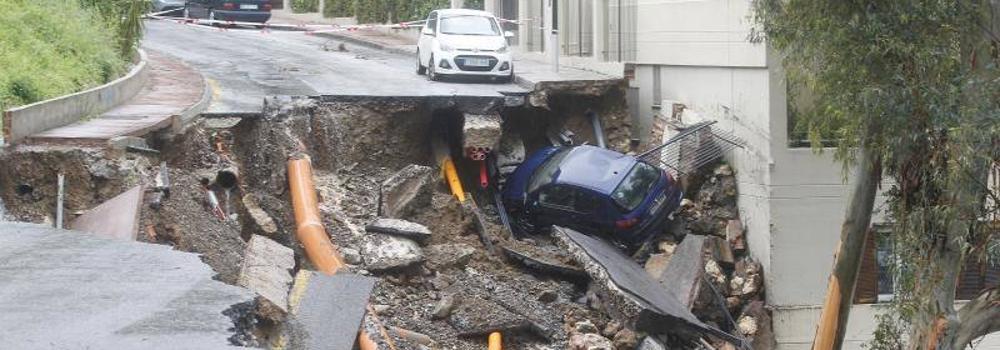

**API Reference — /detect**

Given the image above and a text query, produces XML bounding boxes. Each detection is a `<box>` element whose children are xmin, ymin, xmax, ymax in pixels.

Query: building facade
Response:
<box><xmin>483</xmin><ymin>0</ymin><xmax>1000</xmax><ymax>349</ymax></box>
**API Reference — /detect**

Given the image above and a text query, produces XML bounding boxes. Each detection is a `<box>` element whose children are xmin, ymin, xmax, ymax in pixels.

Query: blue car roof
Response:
<box><xmin>553</xmin><ymin>145</ymin><xmax>637</xmax><ymax>195</ymax></box>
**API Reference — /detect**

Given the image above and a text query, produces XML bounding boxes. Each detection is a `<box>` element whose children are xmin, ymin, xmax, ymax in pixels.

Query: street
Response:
<box><xmin>142</xmin><ymin>19</ymin><xmax>526</xmax><ymax>114</ymax></box>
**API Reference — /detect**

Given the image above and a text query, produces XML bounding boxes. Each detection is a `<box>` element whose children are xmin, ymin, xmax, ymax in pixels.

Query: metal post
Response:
<box><xmin>545</xmin><ymin>0</ymin><xmax>559</xmax><ymax>72</ymax></box>
<box><xmin>56</xmin><ymin>174</ymin><xmax>64</xmax><ymax>229</ymax></box>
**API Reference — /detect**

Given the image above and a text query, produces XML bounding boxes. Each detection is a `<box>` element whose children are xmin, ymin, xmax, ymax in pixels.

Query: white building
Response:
<box><xmin>483</xmin><ymin>0</ymin><xmax>1000</xmax><ymax>349</ymax></box>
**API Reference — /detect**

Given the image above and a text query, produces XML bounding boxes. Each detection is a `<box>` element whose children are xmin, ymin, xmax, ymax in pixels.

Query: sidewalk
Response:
<box><xmin>27</xmin><ymin>51</ymin><xmax>208</xmax><ymax>145</ymax></box>
<box><xmin>269</xmin><ymin>10</ymin><xmax>622</xmax><ymax>89</ymax></box>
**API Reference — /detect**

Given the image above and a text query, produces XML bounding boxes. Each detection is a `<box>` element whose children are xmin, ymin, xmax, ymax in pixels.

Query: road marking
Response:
<box><xmin>206</xmin><ymin>78</ymin><xmax>222</xmax><ymax>103</ymax></box>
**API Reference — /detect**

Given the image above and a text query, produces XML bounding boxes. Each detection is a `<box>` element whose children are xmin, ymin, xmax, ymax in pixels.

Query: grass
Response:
<box><xmin>0</xmin><ymin>0</ymin><xmax>127</xmax><ymax>113</ymax></box>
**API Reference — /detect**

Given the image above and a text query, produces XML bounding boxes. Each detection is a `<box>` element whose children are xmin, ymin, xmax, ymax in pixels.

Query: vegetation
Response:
<box><xmin>0</xmin><ymin>0</ymin><xmax>139</xmax><ymax>113</ymax></box>
<box><xmin>752</xmin><ymin>1</ymin><xmax>1000</xmax><ymax>349</ymax></box>
<box><xmin>323</xmin><ymin>0</ymin><xmax>481</xmax><ymax>23</ymax></box>
<box><xmin>292</xmin><ymin>0</ymin><xmax>319</xmax><ymax>13</ymax></box>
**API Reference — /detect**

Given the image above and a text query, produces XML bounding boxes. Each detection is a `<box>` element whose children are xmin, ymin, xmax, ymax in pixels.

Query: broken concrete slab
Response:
<box><xmin>361</xmin><ymin>234</ymin><xmax>424</xmax><ymax>271</ymax></box>
<box><xmin>461</xmin><ymin>112</ymin><xmax>503</xmax><ymax>158</ymax></box>
<box><xmin>238</xmin><ymin>235</ymin><xmax>294</xmax><ymax>312</ymax></box>
<box><xmin>644</xmin><ymin>253</ymin><xmax>672</xmax><ymax>278</ymax></box>
<box><xmin>426</xmin><ymin>243</ymin><xmax>476</xmax><ymax>270</ymax></box>
<box><xmin>638</xmin><ymin>337</ymin><xmax>668</xmax><ymax>350</ymax></box>
<box><xmin>0</xmin><ymin>223</ymin><xmax>253</xmax><ymax>349</ymax></box>
<box><xmin>242</xmin><ymin>194</ymin><xmax>278</xmax><ymax>235</ymax></box>
<box><xmin>70</xmin><ymin>185</ymin><xmax>144</xmax><ymax>240</ymax></box>
<box><xmin>379</xmin><ymin>164</ymin><xmax>433</xmax><ymax>218</ymax></box>
<box><xmin>284</xmin><ymin>270</ymin><xmax>376</xmax><ymax>350</ymax></box>
<box><xmin>365</xmin><ymin>218</ymin><xmax>432</xmax><ymax>243</ymax></box>
<box><xmin>658</xmin><ymin>235</ymin><xmax>708</xmax><ymax>308</ymax></box>
<box><xmin>448</xmin><ymin>295</ymin><xmax>529</xmax><ymax>337</ymax></box>
<box><xmin>552</xmin><ymin>226</ymin><xmax>739</xmax><ymax>344</ymax></box>
<box><xmin>569</xmin><ymin>333</ymin><xmax>614</xmax><ymax>350</ymax></box>
<box><xmin>501</xmin><ymin>244</ymin><xmax>588</xmax><ymax>280</ymax></box>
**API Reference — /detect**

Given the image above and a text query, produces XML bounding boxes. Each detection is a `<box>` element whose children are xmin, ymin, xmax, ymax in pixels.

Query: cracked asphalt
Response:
<box><xmin>142</xmin><ymin>19</ymin><xmax>526</xmax><ymax>114</ymax></box>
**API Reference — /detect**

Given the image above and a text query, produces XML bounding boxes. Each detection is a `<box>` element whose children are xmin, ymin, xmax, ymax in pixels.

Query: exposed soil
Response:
<box><xmin>0</xmin><ymin>84</ymin><xmax>771</xmax><ymax>349</ymax></box>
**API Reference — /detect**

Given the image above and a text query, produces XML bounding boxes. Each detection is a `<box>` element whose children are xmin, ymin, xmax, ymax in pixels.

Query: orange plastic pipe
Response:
<box><xmin>288</xmin><ymin>156</ymin><xmax>377</xmax><ymax>348</ymax></box>
<box><xmin>488</xmin><ymin>332</ymin><xmax>502</xmax><ymax>350</ymax></box>
<box><xmin>288</xmin><ymin>156</ymin><xmax>345</xmax><ymax>275</ymax></box>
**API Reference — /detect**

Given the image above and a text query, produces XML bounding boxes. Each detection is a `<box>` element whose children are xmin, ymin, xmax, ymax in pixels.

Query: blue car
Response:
<box><xmin>501</xmin><ymin>145</ymin><xmax>683</xmax><ymax>246</ymax></box>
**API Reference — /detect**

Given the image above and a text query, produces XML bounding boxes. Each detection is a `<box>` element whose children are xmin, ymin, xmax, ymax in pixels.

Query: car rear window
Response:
<box><xmin>440</xmin><ymin>15</ymin><xmax>500</xmax><ymax>36</ymax></box>
<box><xmin>611</xmin><ymin>162</ymin><xmax>661</xmax><ymax>211</ymax></box>
<box><xmin>527</xmin><ymin>148</ymin><xmax>571</xmax><ymax>195</ymax></box>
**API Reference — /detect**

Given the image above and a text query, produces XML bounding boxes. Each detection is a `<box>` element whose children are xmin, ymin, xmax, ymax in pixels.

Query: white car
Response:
<box><xmin>416</xmin><ymin>9</ymin><xmax>515</xmax><ymax>83</ymax></box>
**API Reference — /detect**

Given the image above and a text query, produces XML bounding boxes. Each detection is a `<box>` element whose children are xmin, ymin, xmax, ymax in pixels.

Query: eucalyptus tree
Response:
<box><xmin>751</xmin><ymin>1</ymin><xmax>1000</xmax><ymax>349</ymax></box>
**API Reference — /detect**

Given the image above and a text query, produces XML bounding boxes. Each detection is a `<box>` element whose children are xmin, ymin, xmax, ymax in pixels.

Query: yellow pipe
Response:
<box><xmin>488</xmin><ymin>332</ymin><xmax>502</xmax><ymax>350</ymax></box>
<box><xmin>442</xmin><ymin>156</ymin><xmax>466</xmax><ymax>202</ymax></box>
<box><xmin>288</xmin><ymin>155</ymin><xmax>376</xmax><ymax>347</ymax></box>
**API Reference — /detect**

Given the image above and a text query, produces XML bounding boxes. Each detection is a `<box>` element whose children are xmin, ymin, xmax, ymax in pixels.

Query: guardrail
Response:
<box><xmin>1</xmin><ymin>49</ymin><xmax>150</xmax><ymax>146</ymax></box>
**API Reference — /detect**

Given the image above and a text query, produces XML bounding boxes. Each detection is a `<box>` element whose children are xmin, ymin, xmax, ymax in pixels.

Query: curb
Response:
<box><xmin>2</xmin><ymin>49</ymin><xmax>150</xmax><ymax>145</ymax></box>
<box><xmin>315</xmin><ymin>32</ymin><xmax>416</xmax><ymax>56</ymax></box>
<box><xmin>172</xmin><ymin>73</ymin><xmax>213</xmax><ymax>134</ymax></box>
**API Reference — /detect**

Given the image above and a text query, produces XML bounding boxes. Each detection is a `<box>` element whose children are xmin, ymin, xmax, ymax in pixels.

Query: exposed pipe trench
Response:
<box><xmin>287</xmin><ymin>154</ymin><xmax>379</xmax><ymax>347</ymax></box>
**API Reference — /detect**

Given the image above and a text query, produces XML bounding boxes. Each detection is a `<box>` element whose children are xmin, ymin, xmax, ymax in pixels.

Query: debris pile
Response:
<box><xmin>0</xmin><ymin>90</ymin><xmax>772</xmax><ymax>349</ymax></box>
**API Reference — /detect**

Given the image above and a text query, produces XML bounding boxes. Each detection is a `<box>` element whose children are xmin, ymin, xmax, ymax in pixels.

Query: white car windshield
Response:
<box><xmin>439</xmin><ymin>15</ymin><xmax>499</xmax><ymax>36</ymax></box>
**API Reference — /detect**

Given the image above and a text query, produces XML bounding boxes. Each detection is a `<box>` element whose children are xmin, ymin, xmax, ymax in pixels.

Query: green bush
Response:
<box><xmin>323</xmin><ymin>0</ymin><xmax>353</xmax><ymax>17</ymax></box>
<box><xmin>0</xmin><ymin>0</ymin><xmax>126</xmax><ymax>112</ymax></box>
<box><xmin>292</xmin><ymin>0</ymin><xmax>319</xmax><ymax>13</ymax></box>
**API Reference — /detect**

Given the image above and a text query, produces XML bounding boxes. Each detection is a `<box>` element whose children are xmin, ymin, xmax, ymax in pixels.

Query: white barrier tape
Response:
<box><xmin>148</xmin><ymin>13</ymin><xmax>426</xmax><ymax>31</ymax></box>
<box><xmin>145</xmin><ymin>8</ymin><xmax>184</xmax><ymax>17</ymax></box>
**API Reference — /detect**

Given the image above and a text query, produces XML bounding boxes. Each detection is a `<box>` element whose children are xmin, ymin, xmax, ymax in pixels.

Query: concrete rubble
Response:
<box><xmin>362</xmin><ymin>233</ymin><xmax>425</xmax><ymax>271</ymax></box>
<box><xmin>0</xmin><ymin>86</ymin><xmax>772</xmax><ymax>349</ymax></box>
<box><xmin>366</xmin><ymin>217</ymin><xmax>432</xmax><ymax>243</ymax></box>
<box><xmin>238</xmin><ymin>234</ymin><xmax>294</xmax><ymax>312</ymax></box>
<box><xmin>379</xmin><ymin>164</ymin><xmax>434</xmax><ymax>218</ymax></box>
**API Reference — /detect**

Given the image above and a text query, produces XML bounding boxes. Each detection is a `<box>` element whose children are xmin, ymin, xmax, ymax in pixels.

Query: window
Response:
<box><xmin>427</xmin><ymin>12</ymin><xmax>438</xmax><ymax>33</ymax></box>
<box><xmin>439</xmin><ymin>15</ymin><xmax>500</xmax><ymax>36</ymax></box>
<box><xmin>527</xmin><ymin>148</ymin><xmax>571</xmax><ymax>195</ymax></box>
<box><xmin>855</xmin><ymin>225</ymin><xmax>1000</xmax><ymax>304</ymax></box>
<box><xmin>574</xmin><ymin>190</ymin><xmax>602</xmax><ymax>214</ymax></box>
<box><xmin>611</xmin><ymin>162</ymin><xmax>661</xmax><ymax>211</ymax></box>
<box><xmin>539</xmin><ymin>185</ymin><xmax>575</xmax><ymax>209</ymax></box>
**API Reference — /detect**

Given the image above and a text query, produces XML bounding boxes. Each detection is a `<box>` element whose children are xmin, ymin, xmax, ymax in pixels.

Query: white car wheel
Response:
<box><xmin>427</xmin><ymin>56</ymin><xmax>438</xmax><ymax>81</ymax></box>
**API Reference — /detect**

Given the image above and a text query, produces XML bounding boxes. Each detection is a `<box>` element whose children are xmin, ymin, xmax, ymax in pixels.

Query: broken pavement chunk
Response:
<box><xmin>238</xmin><ymin>235</ymin><xmax>294</xmax><ymax>312</ymax></box>
<box><xmin>379</xmin><ymin>164</ymin><xmax>433</xmax><ymax>218</ymax></box>
<box><xmin>431</xmin><ymin>294</ymin><xmax>457</xmax><ymax>319</ymax></box>
<box><xmin>569</xmin><ymin>333</ymin><xmax>614</xmax><ymax>350</ymax></box>
<box><xmin>552</xmin><ymin>226</ymin><xmax>740</xmax><ymax>345</ymax></box>
<box><xmin>425</xmin><ymin>243</ymin><xmax>476</xmax><ymax>270</ymax></box>
<box><xmin>284</xmin><ymin>271</ymin><xmax>376</xmax><ymax>350</ymax></box>
<box><xmin>657</xmin><ymin>235</ymin><xmax>708</xmax><ymax>308</ymax></box>
<box><xmin>365</xmin><ymin>218</ymin><xmax>432</xmax><ymax>243</ymax></box>
<box><xmin>448</xmin><ymin>295</ymin><xmax>529</xmax><ymax>337</ymax></box>
<box><xmin>461</xmin><ymin>112</ymin><xmax>503</xmax><ymax>159</ymax></box>
<box><xmin>242</xmin><ymin>194</ymin><xmax>278</xmax><ymax>235</ymax></box>
<box><xmin>70</xmin><ymin>185</ymin><xmax>144</xmax><ymax>241</ymax></box>
<box><xmin>361</xmin><ymin>234</ymin><xmax>424</xmax><ymax>271</ymax></box>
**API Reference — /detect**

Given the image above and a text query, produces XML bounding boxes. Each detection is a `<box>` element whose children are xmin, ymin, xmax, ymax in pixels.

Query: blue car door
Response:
<box><xmin>535</xmin><ymin>184</ymin><xmax>580</xmax><ymax>229</ymax></box>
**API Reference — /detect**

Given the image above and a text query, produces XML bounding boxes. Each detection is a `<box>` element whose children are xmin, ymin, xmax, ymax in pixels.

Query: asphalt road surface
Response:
<box><xmin>143</xmin><ymin>19</ymin><xmax>526</xmax><ymax>114</ymax></box>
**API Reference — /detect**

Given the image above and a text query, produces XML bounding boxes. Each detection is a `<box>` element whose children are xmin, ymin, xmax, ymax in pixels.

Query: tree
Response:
<box><xmin>751</xmin><ymin>1</ymin><xmax>1000</xmax><ymax>349</ymax></box>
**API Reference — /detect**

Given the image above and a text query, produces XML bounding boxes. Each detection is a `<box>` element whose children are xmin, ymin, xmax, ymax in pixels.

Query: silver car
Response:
<box><xmin>153</xmin><ymin>0</ymin><xmax>186</xmax><ymax>13</ymax></box>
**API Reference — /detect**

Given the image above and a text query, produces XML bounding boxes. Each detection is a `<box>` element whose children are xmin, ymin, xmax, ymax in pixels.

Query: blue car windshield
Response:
<box><xmin>611</xmin><ymin>162</ymin><xmax>661</xmax><ymax>211</ymax></box>
<box><xmin>527</xmin><ymin>148</ymin><xmax>571</xmax><ymax>194</ymax></box>
<box><xmin>440</xmin><ymin>15</ymin><xmax>500</xmax><ymax>36</ymax></box>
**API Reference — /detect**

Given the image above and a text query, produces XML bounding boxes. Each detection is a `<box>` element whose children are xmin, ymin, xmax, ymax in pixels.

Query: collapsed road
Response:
<box><xmin>0</xmin><ymin>15</ymin><xmax>771</xmax><ymax>350</ymax></box>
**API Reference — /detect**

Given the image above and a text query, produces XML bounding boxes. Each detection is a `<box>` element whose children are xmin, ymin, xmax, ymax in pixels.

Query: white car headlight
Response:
<box><xmin>439</xmin><ymin>43</ymin><xmax>455</xmax><ymax>52</ymax></box>
<box><xmin>496</xmin><ymin>45</ymin><xmax>509</xmax><ymax>54</ymax></box>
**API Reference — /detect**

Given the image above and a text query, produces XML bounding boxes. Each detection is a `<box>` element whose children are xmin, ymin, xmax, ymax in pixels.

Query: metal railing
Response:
<box><xmin>637</xmin><ymin>121</ymin><xmax>745</xmax><ymax>177</ymax></box>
